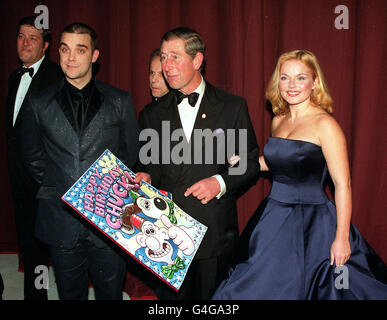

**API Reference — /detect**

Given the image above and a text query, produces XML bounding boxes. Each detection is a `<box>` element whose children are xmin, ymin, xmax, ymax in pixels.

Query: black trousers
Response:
<box><xmin>154</xmin><ymin>252</ymin><xmax>233</xmax><ymax>300</ymax></box>
<box><xmin>49</xmin><ymin>231</ymin><xmax>126</xmax><ymax>300</ymax></box>
<box><xmin>12</xmin><ymin>191</ymin><xmax>49</xmax><ymax>300</ymax></box>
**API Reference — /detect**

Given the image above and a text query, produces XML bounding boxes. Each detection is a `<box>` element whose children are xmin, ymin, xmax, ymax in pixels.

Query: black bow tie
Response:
<box><xmin>19</xmin><ymin>67</ymin><xmax>34</xmax><ymax>78</ymax></box>
<box><xmin>175</xmin><ymin>90</ymin><xmax>199</xmax><ymax>107</ymax></box>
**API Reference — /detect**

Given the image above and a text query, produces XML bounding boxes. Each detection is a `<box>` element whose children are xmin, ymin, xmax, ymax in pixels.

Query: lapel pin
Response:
<box><xmin>201</xmin><ymin>113</ymin><xmax>206</xmax><ymax>119</ymax></box>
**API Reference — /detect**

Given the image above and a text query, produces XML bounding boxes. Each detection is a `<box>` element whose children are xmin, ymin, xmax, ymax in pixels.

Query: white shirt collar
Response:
<box><xmin>23</xmin><ymin>55</ymin><xmax>45</xmax><ymax>77</ymax></box>
<box><xmin>193</xmin><ymin>75</ymin><xmax>206</xmax><ymax>98</ymax></box>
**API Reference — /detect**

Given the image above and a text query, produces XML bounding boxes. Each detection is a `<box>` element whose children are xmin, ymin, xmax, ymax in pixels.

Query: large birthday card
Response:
<box><xmin>61</xmin><ymin>149</ymin><xmax>207</xmax><ymax>291</ymax></box>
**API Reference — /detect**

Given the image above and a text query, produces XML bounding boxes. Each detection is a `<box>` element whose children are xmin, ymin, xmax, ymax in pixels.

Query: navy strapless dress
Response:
<box><xmin>213</xmin><ymin>137</ymin><xmax>387</xmax><ymax>300</ymax></box>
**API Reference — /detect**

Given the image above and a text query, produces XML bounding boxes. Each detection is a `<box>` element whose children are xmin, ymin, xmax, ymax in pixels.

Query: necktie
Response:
<box><xmin>77</xmin><ymin>94</ymin><xmax>85</xmax><ymax>134</ymax></box>
<box><xmin>175</xmin><ymin>90</ymin><xmax>199</xmax><ymax>107</ymax></box>
<box><xmin>71</xmin><ymin>89</ymin><xmax>85</xmax><ymax>135</ymax></box>
<box><xmin>19</xmin><ymin>67</ymin><xmax>34</xmax><ymax>78</ymax></box>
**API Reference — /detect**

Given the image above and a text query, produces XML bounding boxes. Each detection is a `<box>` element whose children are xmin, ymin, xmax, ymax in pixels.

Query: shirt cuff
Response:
<box><xmin>212</xmin><ymin>174</ymin><xmax>226</xmax><ymax>199</ymax></box>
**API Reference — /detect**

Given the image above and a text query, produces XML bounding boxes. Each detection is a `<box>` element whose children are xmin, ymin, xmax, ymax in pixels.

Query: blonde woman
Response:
<box><xmin>213</xmin><ymin>50</ymin><xmax>387</xmax><ymax>300</ymax></box>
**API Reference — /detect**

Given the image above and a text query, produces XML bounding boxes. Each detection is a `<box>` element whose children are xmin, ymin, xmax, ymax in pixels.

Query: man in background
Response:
<box><xmin>5</xmin><ymin>16</ymin><xmax>62</xmax><ymax>300</ymax></box>
<box><xmin>148</xmin><ymin>48</ymin><xmax>169</xmax><ymax>100</ymax></box>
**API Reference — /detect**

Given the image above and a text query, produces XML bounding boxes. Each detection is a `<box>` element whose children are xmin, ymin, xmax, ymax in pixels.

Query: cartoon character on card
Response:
<box><xmin>137</xmin><ymin>195</ymin><xmax>180</xmax><ymax>227</ymax></box>
<box><xmin>136</xmin><ymin>213</ymin><xmax>194</xmax><ymax>257</ymax></box>
<box><xmin>131</xmin><ymin>214</ymin><xmax>175</xmax><ymax>264</ymax></box>
<box><xmin>115</xmin><ymin>210</ymin><xmax>195</xmax><ymax>269</ymax></box>
<box><xmin>120</xmin><ymin>195</ymin><xmax>176</xmax><ymax>234</ymax></box>
<box><xmin>134</xmin><ymin>214</ymin><xmax>196</xmax><ymax>279</ymax></box>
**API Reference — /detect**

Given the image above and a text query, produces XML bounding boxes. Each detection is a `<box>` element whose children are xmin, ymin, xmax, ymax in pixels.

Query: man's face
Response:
<box><xmin>149</xmin><ymin>57</ymin><xmax>169</xmax><ymax>98</ymax></box>
<box><xmin>17</xmin><ymin>25</ymin><xmax>48</xmax><ymax>67</ymax></box>
<box><xmin>59</xmin><ymin>32</ymin><xmax>99</xmax><ymax>88</ymax></box>
<box><xmin>160</xmin><ymin>38</ymin><xmax>203</xmax><ymax>94</ymax></box>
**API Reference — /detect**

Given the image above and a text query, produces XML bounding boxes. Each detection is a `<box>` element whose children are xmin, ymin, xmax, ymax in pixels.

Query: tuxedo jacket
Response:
<box><xmin>139</xmin><ymin>82</ymin><xmax>260</xmax><ymax>260</ymax></box>
<box><xmin>20</xmin><ymin>78</ymin><xmax>140</xmax><ymax>249</ymax></box>
<box><xmin>5</xmin><ymin>58</ymin><xmax>63</xmax><ymax>205</ymax></box>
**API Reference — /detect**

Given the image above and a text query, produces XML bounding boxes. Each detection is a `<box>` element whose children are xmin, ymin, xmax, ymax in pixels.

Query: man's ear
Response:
<box><xmin>193</xmin><ymin>52</ymin><xmax>204</xmax><ymax>71</ymax></box>
<box><xmin>42</xmin><ymin>41</ymin><xmax>49</xmax><ymax>55</ymax></box>
<box><xmin>92</xmin><ymin>49</ymin><xmax>100</xmax><ymax>63</ymax></box>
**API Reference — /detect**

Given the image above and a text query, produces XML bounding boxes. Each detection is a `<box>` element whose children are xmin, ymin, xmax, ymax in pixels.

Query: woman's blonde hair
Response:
<box><xmin>265</xmin><ymin>50</ymin><xmax>333</xmax><ymax>115</ymax></box>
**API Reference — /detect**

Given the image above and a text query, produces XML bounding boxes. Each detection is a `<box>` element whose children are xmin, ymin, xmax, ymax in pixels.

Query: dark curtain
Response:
<box><xmin>1</xmin><ymin>0</ymin><xmax>386</xmax><ymax>297</ymax></box>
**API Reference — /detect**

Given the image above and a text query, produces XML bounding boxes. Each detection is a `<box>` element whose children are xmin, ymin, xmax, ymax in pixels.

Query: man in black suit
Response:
<box><xmin>136</xmin><ymin>27</ymin><xmax>259</xmax><ymax>299</ymax></box>
<box><xmin>20</xmin><ymin>22</ymin><xmax>139</xmax><ymax>300</ymax></box>
<box><xmin>5</xmin><ymin>16</ymin><xmax>62</xmax><ymax>300</ymax></box>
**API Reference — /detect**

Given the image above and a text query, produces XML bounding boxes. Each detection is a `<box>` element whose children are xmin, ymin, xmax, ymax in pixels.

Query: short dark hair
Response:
<box><xmin>161</xmin><ymin>27</ymin><xmax>206</xmax><ymax>73</ymax></box>
<box><xmin>17</xmin><ymin>16</ymin><xmax>51</xmax><ymax>44</ymax></box>
<box><xmin>62</xmin><ymin>22</ymin><xmax>98</xmax><ymax>50</ymax></box>
<box><xmin>149</xmin><ymin>48</ymin><xmax>161</xmax><ymax>70</ymax></box>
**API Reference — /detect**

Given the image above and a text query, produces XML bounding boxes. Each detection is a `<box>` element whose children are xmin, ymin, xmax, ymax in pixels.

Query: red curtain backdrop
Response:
<box><xmin>1</xmin><ymin>0</ymin><xmax>386</xmax><ymax>297</ymax></box>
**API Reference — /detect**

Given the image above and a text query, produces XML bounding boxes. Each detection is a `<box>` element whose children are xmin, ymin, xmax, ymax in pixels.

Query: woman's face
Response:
<box><xmin>278</xmin><ymin>59</ymin><xmax>317</xmax><ymax>108</ymax></box>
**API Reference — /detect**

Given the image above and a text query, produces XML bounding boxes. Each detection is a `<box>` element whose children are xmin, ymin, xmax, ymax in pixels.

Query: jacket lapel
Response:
<box><xmin>193</xmin><ymin>83</ymin><xmax>224</xmax><ymax>132</ymax></box>
<box><xmin>55</xmin><ymin>82</ymin><xmax>78</xmax><ymax>133</ymax></box>
<box><xmin>54</xmin><ymin>78</ymin><xmax>104</xmax><ymax>136</ymax></box>
<box><xmin>81</xmin><ymin>82</ymin><xmax>105</xmax><ymax>142</ymax></box>
<box><xmin>6</xmin><ymin>71</ymin><xmax>21</xmax><ymax>130</ymax></box>
<box><xmin>161</xmin><ymin>92</ymin><xmax>182</xmax><ymax>135</ymax></box>
<box><xmin>83</xmin><ymin>82</ymin><xmax>104</xmax><ymax>132</ymax></box>
<box><xmin>157</xmin><ymin>92</ymin><xmax>186</xmax><ymax>177</ymax></box>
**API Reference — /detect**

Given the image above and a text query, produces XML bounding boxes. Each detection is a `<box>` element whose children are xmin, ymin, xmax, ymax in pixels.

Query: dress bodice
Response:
<box><xmin>264</xmin><ymin>137</ymin><xmax>329</xmax><ymax>204</ymax></box>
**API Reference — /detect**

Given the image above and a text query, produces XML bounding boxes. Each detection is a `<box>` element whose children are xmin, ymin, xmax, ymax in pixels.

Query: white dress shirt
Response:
<box><xmin>13</xmin><ymin>55</ymin><xmax>45</xmax><ymax>126</ymax></box>
<box><xmin>177</xmin><ymin>77</ymin><xmax>226</xmax><ymax>199</ymax></box>
<box><xmin>177</xmin><ymin>76</ymin><xmax>205</xmax><ymax>143</ymax></box>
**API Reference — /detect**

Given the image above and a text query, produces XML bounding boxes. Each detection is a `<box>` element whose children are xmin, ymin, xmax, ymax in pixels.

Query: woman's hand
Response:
<box><xmin>330</xmin><ymin>237</ymin><xmax>351</xmax><ymax>266</ymax></box>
